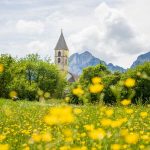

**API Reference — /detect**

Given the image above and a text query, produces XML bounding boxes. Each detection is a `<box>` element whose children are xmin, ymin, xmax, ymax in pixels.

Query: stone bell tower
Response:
<box><xmin>54</xmin><ymin>30</ymin><xmax>69</xmax><ymax>72</ymax></box>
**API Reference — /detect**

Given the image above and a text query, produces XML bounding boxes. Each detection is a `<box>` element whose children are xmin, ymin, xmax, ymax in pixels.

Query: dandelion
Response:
<box><xmin>92</xmin><ymin>77</ymin><xmax>102</xmax><ymax>84</ymax></box>
<box><xmin>100</xmin><ymin>118</ymin><xmax>112</xmax><ymax>127</ymax></box>
<box><xmin>31</xmin><ymin>133</ymin><xmax>41</xmax><ymax>142</ymax></box>
<box><xmin>140</xmin><ymin>112</ymin><xmax>148</xmax><ymax>118</ymax></box>
<box><xmin>0</xmin><ymin>144</ymin><xmax>9</xmax><ymax>150</ymax></box>
<box><xmin>89</xmin><ymin>128</ymin><xmax>105</xmax><ymax>140</ymax></box>
<box><xmin>0</xmin><ymin>64</ymin><xmax>4</xmax><ymax>73</ymax></box>
<box><xmin>105</xmin><ymin>109</ymin><xmax>114</xmax><ymax>117</ymax></box>
<box><xmin>124</xmin><ymin>78</ymin><xmax>136</xmax><ymax>88</ymax></box>
<box><xmin>41</xmin><ymin>133</ymin><xmax>52</xmax><ymax>142</ymax></box>
<box><xmin>44</xmin><ymin>106</ymin><xmax>74</xmax><ymax>125</ymax></box>
<box><xmin>125</xmin><ymin>133</ymin><xmax>139</xmax><ymax>144</ymax></box>
<box><xmin>9</xmin><ymin>91</ymin><xmax>17</xmax><ymax>98</ymax></box>
<box><xmin>89</xmin><ymin>84</ymin><xmax>104</xmax><ymax>94</ymax></box>
<box><xmin>74</xmin><ymin>108</ymin><xmax>82</xmax><ymax>114</ymax></box>
<box><xmin>121</xmin><ymin>99</ymin><xmax>131</xmax><ymax>106</ymax></box>
<box><xmin>72</xmin><ymin>86</ymin><xmax>84</xmax><ymax>96</ymax></box>
<box><xmin>111</xmin><ymin>144</ymin><xmax>121</xmax><ymax>150</ymax></box>
<box><xmin>65</xmin><ymin>97</ymin><xmax>70</xmax><ymax>103</ymax></box>
<box><xmin>0</xmin><ymin>134</ymin><xmax>6</xmax><ymax>141</ymax></box>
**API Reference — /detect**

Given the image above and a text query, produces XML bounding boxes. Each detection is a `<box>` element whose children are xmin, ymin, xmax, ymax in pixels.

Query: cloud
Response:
<box><xmin>16</xmin><ymin>20</ymin><xmax>45</xmax><ymax>34</ymax></box>
<box><xmin>68</xmin><ymin>2</ymin><xmax>147</xmax><ymax>67</ymax></box>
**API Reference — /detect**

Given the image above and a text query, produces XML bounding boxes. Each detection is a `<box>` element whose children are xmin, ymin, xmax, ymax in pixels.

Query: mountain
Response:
<box><xmin>131</xmin><ymin>51</ymin><xmax>150</xmax><ymax>68</ymax></box>
<box><xmin>69</xmin><ymin>51</ymin><xmax>125</xmax><ymax>75</ymax></box>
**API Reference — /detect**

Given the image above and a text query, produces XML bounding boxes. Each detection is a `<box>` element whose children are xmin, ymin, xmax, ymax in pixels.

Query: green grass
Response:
<box><xmin>0</xmin><ymin>99</ymin><xmax>150</xmax><ymax>150</ymax></box>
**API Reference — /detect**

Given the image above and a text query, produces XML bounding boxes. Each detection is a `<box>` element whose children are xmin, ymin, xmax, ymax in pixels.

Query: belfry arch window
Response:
<box><xmin>58</xmin><ymin>51</ymin><xmax>61</xmax><ymax>57</ymax></box>
<box><xmin>58</xmin><ymin>58</ymin><xmax>61</xmax><ymax>63</ymax></box>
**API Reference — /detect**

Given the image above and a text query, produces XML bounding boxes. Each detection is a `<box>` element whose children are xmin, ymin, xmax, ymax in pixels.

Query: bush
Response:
<box><xmin>0</xmin><ymin>54</ymin><xmax>67</xmax><ymax>100</ymax></box>
<box><xmin>121</xmin><ymin>62</ymin><xmax>150</xmax><ymax>103</ymax></box>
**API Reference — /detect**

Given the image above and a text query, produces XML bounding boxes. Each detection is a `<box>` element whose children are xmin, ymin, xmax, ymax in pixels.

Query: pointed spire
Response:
<box><xmin>55</xmin><ymin>29</ymin><xmax>69</xmax><ymax>50</ymax></box>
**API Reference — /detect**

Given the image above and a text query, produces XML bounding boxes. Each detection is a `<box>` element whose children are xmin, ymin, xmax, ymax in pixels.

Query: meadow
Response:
<box><xmin>0</xmin><ymin>99</ymin><xmax>149</xmax><ymax>150</ymax></box>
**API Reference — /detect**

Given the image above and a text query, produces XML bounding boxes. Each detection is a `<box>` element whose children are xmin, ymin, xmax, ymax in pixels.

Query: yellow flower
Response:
<box><xmin>125</xmin><ymin>133</ymin><xmax>139</xmax><ymax>144</ymax></box>
<box><xmin>125</xmin><ymin>108</ymin><xmax>133</xmax><ymax>114</ymax></box>
<box><xmin>0</xmin><ymin>64</ymin><xmax>4</xmax><ymax>73</ymax></box>
<box><xmin>74</xmin><ymin>108</ymin><xmax>82</xmax><ymax>115</ymax></box>
<box><xmin>41</xmin><ymin>133</ymin><xmax>52</xmax><ymax>142</ymax></box>
<box><xmin>89</xmin><ymin>84</ymin><xmax>104</xmax><ymax>94</ymax></box>
<box><xmin>140</xmin><ymin>112</ymin><xmax>148</xmax><ymax>118</ymax></box>
<box><xmin>72</xmin><ymin>87</ymin><xmax>84</xmax><ymax>96</ymax></box>
<box><xmin>0</xmin><ymin>144</ymin><xmax>9</xmax><ymax>150</ymax></box>
<box><xmin>0</xmin><ymin>134</ymin><xmax>6</xmax><ymax>141</ymax></box>
<box><xmin>65</xmin><ymin>97</ymin><xmax>70</xmax><ymax>103</ymax></box>
<box><xmin>124</xmin><ymin>78</ymin><xmax>136</xmax><ymax>88</ymax></box>
<box><xmin>44</xmin><ymin>106</ymin><xmax>74</xmax><ymax>125</ymax></box>
<box><xmin>9</xmin><ymin>91</ymin><xmax>17</xmax><ymax>98</ymax></box>
<box><xmin>89</xmin><ymin>128</ymin><xmax>105</xmax><ymax>140</ymax></box>
<box><xmin>92</xmin><ymin>77</ymin><xmax>102</xmax><ymax>84</ymax></box>
<box><xmin>121</xmin><ymin>99</ymin><xmax>131</xmax><ymax>106</ymax></box>
<box><xmin>105</xmin><ymin>109</ymin><xmax>114</xmax><ymax>117</ymax></box>
<box><xmin>100</xmin><ymin>118</ymin><xmax>112</xmax><ymax>127</ymax></box>
<box><xmin>84</xmin><ymin>124</ymin><xmax>94</xmax><ymax>131</ymax></box>
<box><xmin>111</xmin><ymin>144</ymin><xmax>121</xmax><ymax>150</ymax></box>
<box><xmin>31</xmin><ymin>133</ymin><xmax>41</xmax><ymax>142</ymax></box>
<box><xmin>120</xmin><ymin>129</ymin><xmax>128</xmax><ymax>137</ymax></box>
<box><xmin>63</xmin><ymin>129</ymin><xmax>72</xmax><ymax>137</ymax></box>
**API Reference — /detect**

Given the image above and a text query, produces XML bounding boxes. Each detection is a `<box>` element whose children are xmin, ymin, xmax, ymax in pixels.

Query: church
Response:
<box><xmin>54</xmin><ymin>30</ymin><xmax>77</xmax><ymax>82</ymax></box>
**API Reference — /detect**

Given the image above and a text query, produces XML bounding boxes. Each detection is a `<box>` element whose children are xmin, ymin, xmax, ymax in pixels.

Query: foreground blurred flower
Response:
<box><xmin>92</xmin><ymin>77</ymin><xmax>102</xmax><ymax>84</ymax></box>
<box><xmin>89</xmin><ymin>128</ymin><xmax>105</xmax><ymax>140</ymax></box>
<box><xmin>124</xmin><ymin>78</ymin><xmax>136</xmax><ymax>88</ymax></box>
<box><xmin>44</xmin><ymin>106</ymin><xmax>74</xmax><ymax>125</ymax></box>
<box><xmin>121</xmin><ymin>99</ymin><xmax>131</xmax><ymax>106</ymax></box>
<box><xmin>0</xmin><ymin>64</ymin><xmax>4</xmax><ymax>73</ymax></box>
<box><xmin>72</xmin><ymin>86</ymin><xmax>84</xmax><ymax>96</ymax></box>
<box><xmin>125</xmin><ymin>133</ymin><xmax>139</xmax><ymax>144</ymax></box>
<box><xmin>0</xmin><ymin>144</ymin><xmax>9</xmax><ymax>150</ymax></box>
<box><xmin>89</xmin><ymin>84</ymin><xmax>104</xmax><ymax>94</ymax></box>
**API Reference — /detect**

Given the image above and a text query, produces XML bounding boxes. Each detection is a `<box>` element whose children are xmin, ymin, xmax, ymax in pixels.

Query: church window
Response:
<box><xmin>58</xmin><ymin>58</ymin><xmax>61</xmax><ymax>63</ymax></box>
<box><xmin>58</xmin><ymin>51</ymin><xmax>61</xmax><ymax>57</ymax></box>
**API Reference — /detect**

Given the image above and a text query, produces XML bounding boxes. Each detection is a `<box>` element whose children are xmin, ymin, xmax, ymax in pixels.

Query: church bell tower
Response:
<box><xmin>54</xmin><ymin>30</ymin><xmax>69</xmax><ymax>72</ymax></box>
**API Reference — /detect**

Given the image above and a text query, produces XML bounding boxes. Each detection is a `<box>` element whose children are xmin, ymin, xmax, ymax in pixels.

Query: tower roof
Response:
<box><xmin>55</xmin><ymin>30</ymin><xmax>69</xmax><ymax>50</ymax></box>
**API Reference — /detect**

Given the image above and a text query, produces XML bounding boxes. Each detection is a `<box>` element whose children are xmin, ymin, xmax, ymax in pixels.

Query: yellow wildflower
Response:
<box><xmin>72</xmin><ymin>87</ymin><xmax>84</xmax><ymax>96</ymax></box>
<box><xmin>84</xmin><ymin>124</ymin><xmax>94</xmax><ymax>131</ymax></box>
<box><xmin>44</xmin><ymin>106</ymin><xmax>74</xmax><ymax>125</ymax></box>
<box><xmin>124</xmin><ymin>78</ymin><xmax>136</xmax><ymax>88</ymax></box>
<box><xmin>89</xmin><ymin>128</ymin><xmax>105</xmax><ymax>140</ymax></box>
<box><xmin>0</xmin><ymin>144</ymin><xmax>9</xmax><ymax>150</ymax></box>
<box><xmin>41</xmin><ymin>133</ymin><xmax>52</xmax><ymax>142</ymax></box>
<box><xmin>89</xmin><ymin>84</ymin><xmax>104</xmax><ymax>94</ymax></box>
<box><xmin>105</xmin><ymin>109</ymin><xmax>114</xmax><ymax>117</ymax></box>
<box><xmin>31</xmin><ymin>133</ymin><xmax>41</xmax><ymax>142</ymax></box>
<box><xmin>92</xmin><ymin>77</ymin><xmax>102</xmax><ymax>84</ymax></box>
<box><xmin>0</xmin><ymin>64</ymin><xmax>4</xmax><ymax>73</ymax></box>
<box><xmin>0</xmin><ymin>134</ymin><xmax>6</xmax><ymax>141</ymax></box>
<box><xmin>63</xmin><ymin>129</ymin><xmax>72</xmax><ymax>137</ymax></box>
<box><xmin>125</xmin><ymin>108</ymin><xmax>133</xmax><ymax>114</ymax></box>
<box><xmin>125</xmin><ymin>133</ymin><xmax>139</xmax><ymax>144</ymax></box>
<box><xmin>9</xmin><ymin>91</ymin><xmax>17</xmax><ymax>98</ymax></box>
<box><xmin>65</xmin><ymin>97</ymin><xmax>70</xmax><ymax>103</ymax></box>
<box><xmin>140</xmin><ymin>112</ymin><xmax>148</xmax><ymax>118</ymax></box>
<box><xmin>111</xmin><ymin>144</ymin><xmax>121</xmax><ymax>150</ymax></box>
<box><xmin>74</xmin><ymin>108</ymin><xmax>82</xmax><ymax>115</ymax></box>
<box><xmin>100</xmin><ymin>118</ymin><xmax>112</xmax><ymax>127</ymax></box>
<box><xmin>121</xmin><ymin>99</ymin><xmax>131</xmax><ymax>106</ymax></box>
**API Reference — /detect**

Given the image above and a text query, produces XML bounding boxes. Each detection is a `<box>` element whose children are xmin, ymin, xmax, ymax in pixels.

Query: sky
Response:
<box><xmin>0</xmin><ymin>0</ymin><xmax>150</xmax><ymax>68</ymax></box>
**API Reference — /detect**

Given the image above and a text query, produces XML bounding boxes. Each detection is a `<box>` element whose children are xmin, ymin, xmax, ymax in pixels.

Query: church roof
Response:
<box><xmin>55</xmin><ymin>30</ymin><xmax>69</xmax><ymax>50</ymax></box>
